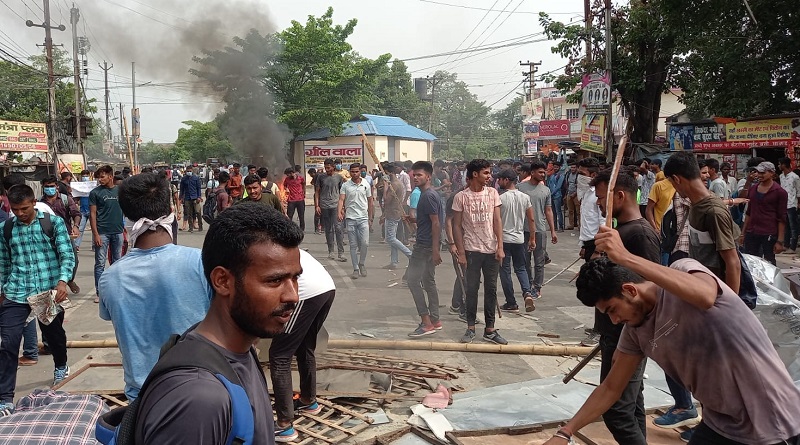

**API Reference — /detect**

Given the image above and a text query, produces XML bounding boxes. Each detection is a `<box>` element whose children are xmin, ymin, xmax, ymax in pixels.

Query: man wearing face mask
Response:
<box><xmin>41</xmin><ymin>176</ymin><xmax>81</xmax><ymax>295</ymax></box>
<box><xmin>74</xmin><ymin>170</ymin><xmax>92</xmax><ymax>250</ymax></box>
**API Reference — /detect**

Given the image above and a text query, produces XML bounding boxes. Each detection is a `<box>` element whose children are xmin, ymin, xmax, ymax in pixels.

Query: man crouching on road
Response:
<box><xmin>542</xmin><ymin>225</ymin><xmax>800</xmax><ymax>445</ymax></box>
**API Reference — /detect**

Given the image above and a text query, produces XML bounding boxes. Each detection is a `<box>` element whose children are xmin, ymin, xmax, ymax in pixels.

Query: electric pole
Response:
<box><xmin>131</xmin><ymin>62</ymin><xmax>138</xmax><ymax>172</ymax></box>
<box><xmin>26</xmin><ymin>0</ymin><xmax>66</xmax><ymax>174</ymax></box>
<box><xmin>70</xmin><ymin>4</ymin><xmax>84</xmax><ymax>165</ymax></box>
<box><xmin>604</xmin><ymin>0</ymin><xmax>614</xmax><ymax>158</ymax></box>
<box><xmin>584</xmin><ymin>0</ymin><xmax>592</xmax><ymax>65</ymax></box>
<box><xmin>99</xmin><ymin>61</ymin><xmax>113</xmax><ymax>139</ymax></box>
<box><xmin>119</xmin><ymin>103</ymin><xmax>124</xmax><ymax>158</ymax></box>
<box><xmin>520</xmin><ymin>61</ymin><xmax>541</xmax><ymax>106</ymax></box>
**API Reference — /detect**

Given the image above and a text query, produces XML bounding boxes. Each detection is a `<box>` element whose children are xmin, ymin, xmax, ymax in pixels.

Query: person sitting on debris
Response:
<box><xmin>98</xmin><ymin>173</ymin><xmax>212</xmax><ymax>401</ymax></box>
<box><xmin>134</xmin><ymin>203</ymin><xmax>302</xmax><ymax>443</ymax></box>
<box><xmin>270</xmin><ymin>250</ymin><xmax>336</xmax><ymax>442</ymax></box>
<box><xmin>543</xmin><ymin>227</ymin><xmax>800</xmax><ymax>445</ymax></box>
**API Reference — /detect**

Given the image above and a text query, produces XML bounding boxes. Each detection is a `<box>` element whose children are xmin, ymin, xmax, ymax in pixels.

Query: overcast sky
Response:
<box><xmin>1</xmin><ymin>0</ymin><xmax>587</xmax><ymax>143</ymax></box>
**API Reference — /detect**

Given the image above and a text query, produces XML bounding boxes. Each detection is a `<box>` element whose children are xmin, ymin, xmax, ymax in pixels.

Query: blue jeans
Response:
<box><xmin>552</xmin><ymin>195</ymin><xmax>564</xmax><ymax>230</ymax></box>
<box><xmin>22</xmin><ymin>319</ymin><xmax>39</xmax><ymax>360</ymax></box>
<box><xmin>665</xmin><ymin>373</ymin><xmax>694</xmax><ymax>410</ymax></box>
<box><xmin>500</xmin><ymin>242</ymin><xmax>531</xmax><ymax>305</ymax></box>
<box><xmin>74</xmin><ymin>211</ymin><xmax>90</xmax><ymax>249</ymax></box>
<box><xmin>94</xmin><ymin>232</ymin><xmax>124</xmax><ymax>290</ymax></box>
<box><xmin>346</xmin><ymin>218</ymin><xmax>369</xmax><ymax>271</ymax></box>
<box><xmin>385</xmin><ymin>218</ymin><xmax>411</xmax><ymax>264</ymax></box>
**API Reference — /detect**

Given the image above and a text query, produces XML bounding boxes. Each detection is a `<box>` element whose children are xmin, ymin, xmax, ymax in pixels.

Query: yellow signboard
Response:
<box><xmin>580</xmin><ymin>115</ymin><xmax>605</xmax><ymax>154</ymax></box>
<box><xmin>0</xmin><ymin>120</ymin><xmax>48</xmax><ymax>152</ymax></box>
<box><xmin>725</xmin><ymin>118</ymin><xmax>796</xmax><ymax>143</ymax></box>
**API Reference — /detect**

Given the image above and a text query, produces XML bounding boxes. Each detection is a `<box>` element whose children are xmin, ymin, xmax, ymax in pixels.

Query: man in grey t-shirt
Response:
<box><xmin>497</xmin><ymin>169</ymin><xmax>536</xmax><ymax>312</ymax></box>
<box><xmin>135</xmin><ymin>204</ymin><xmax>304</xmax><ymax>444</ymax></box>
<box><xmin>516</xmin><ymin>161</ymin><xmax>558</xmax><ymax>298</ymax></box>
<box><xmin>315</xmin><ymin>158</ymin><xmax>346</xmax><ymax>261</ymax></box>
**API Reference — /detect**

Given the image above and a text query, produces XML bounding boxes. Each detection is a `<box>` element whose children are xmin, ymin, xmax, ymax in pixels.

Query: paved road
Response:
<box><xmin>15</xmin><ymin>206</ymin><xmax>597</xmax><ymax>400</ymax></box>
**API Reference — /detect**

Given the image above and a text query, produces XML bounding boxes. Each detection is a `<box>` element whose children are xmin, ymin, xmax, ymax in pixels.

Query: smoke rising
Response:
<box><xmin>81</xmin><ymin>0</ymin><xmax>292</xmax><ymax>168</ymax></box>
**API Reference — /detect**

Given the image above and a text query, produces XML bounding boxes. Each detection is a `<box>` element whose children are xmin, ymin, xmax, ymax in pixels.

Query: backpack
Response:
<box><xmin>4</xmin><ymin>213</ymin><xmax>57</xmax><ymax>253</ymax></box>
<box><xmin>262</xmin><ymin>181</ymin><xmax>274</xmax><ymax>194</ymax></box>
<box><xmin>95</xmin><ymin>331</ymin><xmax>258</xmax><ymax>445</ymax></box>
<box><xmin>202</xmin><ymin>189</ymin><xmax>219</xmax><ymax>225</ymax></box>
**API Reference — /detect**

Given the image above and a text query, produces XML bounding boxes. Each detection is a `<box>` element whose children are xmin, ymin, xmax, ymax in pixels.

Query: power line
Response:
<box><xmin>418</xmin><ymin>0</ymin><xmax>580</xmax><ymax>15</ymax></box>
<box><xmin>19</xmin><ymin>0</ymin><xmax>43</xmax><ymax>21</ymax></box>
<box><xmin>400</xmin><ymin>33</ymin><xmax>546</xmax><ymax>62</ymax></box>
<box><xmin>0</xmin><ymin>0</ymin><xmax>25</xmax><ymax>20</ymax></box>
<box><xmin>435</xmin><ymin>0</ymin><xmax>499</xmax><ymax>71</ymax></box>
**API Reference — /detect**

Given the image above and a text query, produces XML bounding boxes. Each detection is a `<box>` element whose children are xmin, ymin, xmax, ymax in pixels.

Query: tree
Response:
<box><xmin>173</xmin><ymin>120</ymin><xmax>232</xmax><ymax>163</ymax></box>
<box><xmin>139</xmin><ymin>140</ymin><xmax>185</xmax><ymax>165</ymax></box>
<box><xmin>368</xmin><ymin>60</ymin><xmax>427</xmax><ymax>128</ymax></box>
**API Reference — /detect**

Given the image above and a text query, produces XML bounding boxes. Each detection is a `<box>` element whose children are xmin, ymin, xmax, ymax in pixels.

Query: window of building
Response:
<box><xmin>566</xmin><ymin>108</ymin><xmax>579</xmax><ymax>120</ymax></box>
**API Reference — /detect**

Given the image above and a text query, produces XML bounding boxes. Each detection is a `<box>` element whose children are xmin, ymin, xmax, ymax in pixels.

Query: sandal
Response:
<box><xmin>93</xmin><ymin>296</ymin><xmax>100</xmax><ymax>303</ymax></box>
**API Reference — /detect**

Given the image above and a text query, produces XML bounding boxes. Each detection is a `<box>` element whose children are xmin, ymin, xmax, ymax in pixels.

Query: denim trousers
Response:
<box><xmin>74</xmin><ymin>211</ymin><xmax>90</xmax><ymax>249</ymax></box>
<box><xmin>600</xmin><ymin>334</ymin><xmax>647</xmax><ymax>445</ymax></box>
<box><xmin>665</xmin><ymin>373</ymin><xmax>694</xmax><ymax>409</ymax></box>
<box><xmin>786</xmin><ymin>207</ymin><xmax>799</xmax><ymax>250</ymax></box>
<box><xmin>464</xmin><ymin>251</ymin><xmax>499</xmax><ymax>329</ymax></box>
<box><xmin>743</xmin><ymin>232</ymin><xmax>777</xmax><ymax>265</ymax></box>
<box><xmin>552</xmin><ymin>195</ymin><xmax>564</xmax><ymax>230</ymax></box>
<box><xmin>320</xmin><ymin>208</ymin><xmax>344</xmax><ymax>255</ymax></box>
<box><xmin>500</xmin><ymin>242</ymin><xmax>531</xmax><ymax>305</ymax></box>
<box><xmin>287</xmin><ymin>201</ymin><xmax>306</xmax><ymax>231</ymax></box>
<box><xmin>385</xmin><ymin>217</ymin><xmax>411</xmax><ymax>264</ymax></box>
<box><xmin>524</xmin><ymin>232</ymin><xmax>547</xmax><ymax>294</ymax></box>
<box><xmin>22</xmin><ymin>319</ymin><xmax>40</xmax><ymax>359</ymax></box>
<box><xmin>346</xmin><ymin>218</ymin><xmax>370</xmax><ymax>270</ymax></box>
<box><xmin>407</xmin><ymin>245</ymin><xmax>440</xmax><ymax>321</ymax></box>
<box><xmin>94</xmin><ymin>232</ymin><xmax>124</xmax><ymax>290</ymax></box>
<box><xmin>0</xmin><ymin>299</ymin><xmax>67</xmax><ymax>403</ymax></box>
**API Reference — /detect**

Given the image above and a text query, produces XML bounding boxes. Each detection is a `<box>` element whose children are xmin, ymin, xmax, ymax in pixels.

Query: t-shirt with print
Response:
<box><xmin>647</xmin><ymin>179</ymin><xmax>676</xmax><ymax>232</ymax></box>
<box><xmin>415</xmin><ymin>188</ymin><xmax>444</xmax><ymax>247</ymax></box>
<box><xmin>136</xmin><ymin>331</ymin><xmax>274</xmax><ymax>445</ymax></box>
<box><xmin>688</xmin><ymin>195</ymin><xmax>739</xmax><ymax>279</ymax></box>
<box><xmin>709</xmin><ymin>177</ymin><xmax>729</xmax><ymax>199</ymax></box>
<box><xmin>451</xmin><ymin>186</ymin><xmax>501</xmax><ymax>254</ymax></box>
<box><xmin>517</xmin><ymin>181</ymin><xmax>551</xmax><ymax>233</ymax></box>
<box><xmin>595</xmin><ymin>218</ymin><xmax>660</xmax><ymax>339</ymax></box>
<box><xmin>383</xmin><ymin>175</ymin><xmax>405</xmax><ymax>220</ymax></box>
<box><xmin>340</xmin><ymin>179</ymin><xmax>372</xmax><ymax>220</ymax></box>
<box><xmin>316</xmin><ymin>173</ymin><xmax>343</xmax><ymax>209</ymax></box>
<box><xmin>89</xmin><ymin>185</ymin><xmax>124</xmax><ymax>234</ymax></box>
<box><xmin>499</xmin><ymin>189</ymin><xmax>532</xmax><ymax>244</ymax></box>
<box><xmin>639</xmin><ymin>171</ymin><xmax>655</xmax><ymax>205</ymax></box>
<box><xmin>98</xmin><ymin>244</ymin><xmax>212</xmax><ymax>400</ymax></box>
<box><xmin>617</xmin><ymin>259</ymin><xmax>800</xmax><ymax>444</ymax></box>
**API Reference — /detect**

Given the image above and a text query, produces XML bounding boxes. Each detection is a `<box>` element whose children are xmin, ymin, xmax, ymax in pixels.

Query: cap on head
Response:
<box><xmin>755</xmin><ymin>161</ymin><xmax>776</xmax><ymax>173</ymax></box>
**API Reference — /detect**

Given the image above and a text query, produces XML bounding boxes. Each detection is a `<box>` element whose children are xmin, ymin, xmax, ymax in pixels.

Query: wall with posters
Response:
<box><xmin>0</xmin><ymin>120</ymin><xmax>48</xmax><ymax>152</ymax></box>
<box><xmin>669</xmin><ymin>116</ymin><xmax>800</xmax><ymax>152</ymax></box>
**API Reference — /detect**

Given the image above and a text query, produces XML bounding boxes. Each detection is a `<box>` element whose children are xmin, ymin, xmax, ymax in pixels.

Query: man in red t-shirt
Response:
<box><xmin>227</xmin><ymin>163</ymin><xmax>243</xmax><ymax>202</ymax></box>
<box><xmin>284</xmin><ymin>167</ymin><xmax>306</xmax><ymax>231</ymax></box>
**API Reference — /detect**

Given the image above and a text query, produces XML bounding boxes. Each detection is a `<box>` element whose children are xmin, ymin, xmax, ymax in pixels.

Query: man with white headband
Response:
<box><xmin>98</xmin><ymin>173</ymin><xmax>213</xmax><ymax>401</ymax></box>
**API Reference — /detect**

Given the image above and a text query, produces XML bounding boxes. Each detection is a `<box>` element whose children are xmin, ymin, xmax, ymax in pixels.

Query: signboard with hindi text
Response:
<box><xmin>670</xmin><ymin>117</ymin><xmax>800</xmax><ymax>151</ymax></box>
<box><xmin>304</xmin><ymin>143</ymin><xmax>364</xmax><ymax>173</ymax></box>
<box><xmin>580</xmin><ymin>115</ymin><xmax>605</xmax><ymax>154</ymax></box>
<box><xmin>0</xmin><ymin>120</ymin><xmax>48</xmax><ymax>152</ymax></box>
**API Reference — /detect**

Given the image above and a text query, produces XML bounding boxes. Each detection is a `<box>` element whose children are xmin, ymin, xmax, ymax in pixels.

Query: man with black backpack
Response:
<box><xmin>98</xmin><ymin>203</ymin><xmax>302</xmax><ymax>444</ymax></box>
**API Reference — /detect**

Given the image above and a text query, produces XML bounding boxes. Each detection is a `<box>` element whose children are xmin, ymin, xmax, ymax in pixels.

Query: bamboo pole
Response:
<box><xmin>52</xmin><ymin>339</ymin><xmax>594</xmax><ymax>356</ymax></box>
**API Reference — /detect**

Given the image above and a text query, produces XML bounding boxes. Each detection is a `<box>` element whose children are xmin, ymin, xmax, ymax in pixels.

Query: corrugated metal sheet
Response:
<box><xmin>297</xmin><ymin>114</ymin><xmax>436</xmax><ymax>141</ymax></box>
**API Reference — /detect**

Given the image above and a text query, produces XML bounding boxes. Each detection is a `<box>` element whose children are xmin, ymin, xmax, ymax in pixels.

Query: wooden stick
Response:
<box><xmin>562</xmin><ymin>344</ymin><xmax>601</xmax><ymax>384</ymax></box>
<box><xmin>542</xmin><ymin>257</ymin><xmax>583</xmax><ymax>287</ymax></box>
<box><xmin>315</xmin><ymin>398</ymin><xmax>375</xmax><ymax>424</ymax></box>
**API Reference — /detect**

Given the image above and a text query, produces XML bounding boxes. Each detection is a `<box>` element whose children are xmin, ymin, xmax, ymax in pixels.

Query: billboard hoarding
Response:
<box><xmin>0</xmin><ymin>120</ymin><xmax>48</xmax><ymax>152</ymax></box>
<box><xmin>304</xmin><ymin>144</ymin><xmax>364</xmax><ymax>173</ymax></box>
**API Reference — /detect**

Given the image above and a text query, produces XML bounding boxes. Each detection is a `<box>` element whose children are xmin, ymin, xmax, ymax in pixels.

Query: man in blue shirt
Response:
<box><xmin>0</xmin><ymin>184</ymin><xmax>76</xmax><ymax>417</ymax></box>
<box><xmin>547</xmin><ymin>161</ymin><xmax>565</xmax><ymax>232</ymax></box>
<box><xmin>99</xmin><ymin>173</ymin><xmax>212</xmax><ymax>400</ymax></box>
<box><xmin>179</xmin><ymin>167</ymin><xmax>204</xmax><ymax>232</ymax></box>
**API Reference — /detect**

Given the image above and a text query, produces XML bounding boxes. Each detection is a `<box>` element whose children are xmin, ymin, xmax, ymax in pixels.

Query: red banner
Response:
<box><xmin>539</xmin><ymin>120</ymin><xmax>571</xmax><ymax>138</ymax></box>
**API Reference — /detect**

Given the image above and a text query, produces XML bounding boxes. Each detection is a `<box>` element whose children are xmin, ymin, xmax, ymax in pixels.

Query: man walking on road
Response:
<box><xmin>452</xmin><ymin>159</ymin><xmax>507</xmax><ymax>345</ymax></box>
<box><xmin>284</xmin><ymin>167</ymin><xmax>306</xmax><ymax>231</ymax></box>
<box><xmin>565</xmin><ymin>162</ymin><xmax>580</xmax><ymax>230</ymax></box>
<box><xmin>0</xmin><ymin>185</ymin><xmax>76</xmax><ymax>417</ymax></box>
<box><xmin>405</xmin><ymin>161</ymin><xmax>445</xmax><ymax>337</ymax></box>
<box><xmin>381</xmin><ymin>163</ymin><xmax>412</xmax><ymax>270</ymax></box>
<box><xmin>547</xmin><ymin>161</ymin><xmax>565</xmax><ymax>231</ymax></box>
<box><xmin>90</xmin><ymin>165</ymin><xmax>124</xmax><ymax>303</ymax></box>
<box><xmin>338</xmin><ymin>163</ymin><xmax>374</xmax><ymax>279</ymax></box>
<box><xmin>238</xmin><ymin>175</ymin><xmax>283</xmax><ymax>213</ymax></box>
<box><xmin>316</xmin><ymin>159</ymin><xmax>347</xmax><ymax>262</ymax></box>
<box><xmin>517</xmin><ymin>161</ymin><xmax>558</xmax><ymax>299</ymax></box>
<box><xmin>741</xmin><ymin>161</ymin><xmax>787</xmax><ymax>265</ymax></box>
<box><xmin>496</xmin><ymin>168</ymin><xmax>536</xmax><ymax>313</ymax></box>
<box><xmin>179</xmin><ymin>167</ymin><xmax>204</xmax><ymax>232</ymax></box>
<box><xmin>779</xmin><ymin>157</ymin><xmax>800</xmax><ymax>253</ymax></box>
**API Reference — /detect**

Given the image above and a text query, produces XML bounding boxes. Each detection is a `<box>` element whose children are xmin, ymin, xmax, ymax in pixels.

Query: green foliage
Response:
<box><xmin>173</xmin><ymin>120</ymin><xmax>232</xmax><ymax>163</ymax></box>
<box><xmin>367</xmin><ymin>60</ymin><xmax>428</xmax><ymax>128</ymax></box>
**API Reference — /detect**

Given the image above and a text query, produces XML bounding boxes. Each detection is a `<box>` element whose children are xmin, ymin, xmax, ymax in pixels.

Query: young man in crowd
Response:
<box><xmin>284</xmin><ymin>167</ymin><xmax>306</xmax><ymax>232</ymax></box>
<box><xmin>706</xmin><ymin>158</ymin><xmax>729</xmax><ymax>199</ymax></box>
<box><xmin>134</xmin><ymin>203</ymin><xmax>303</xmax><ymax>444</ymax></box>
<box><xmin>316</xmin><ymin>159</ymin><xmax>347</xmax><ymax>262</ymax></box>
<box><xmin>40</xmin><ymin>175</ymin><xmax>82</xmax><ymax>295</ymax></box>
<box><xmin>405</xmin><ymin>161</ymin><xmax>445</xmax><ymax>337</ymax></box>
<box><xmin>270</xmin><ymin>249</ymin><xmax>335</xmax><ymax>442</ymax></box>
<box><xmin>381</xmin><ymin>163</ymin><xmax>412</xmax><ymax>270</ymax></box>
<box><xmin>517</xmin><ymin>161</ymin><xmax>558</xmax><ymax>300</ymax></box>
<box><xmin>496</xmin><ymin>168</ymin><xmax>536</xmax><ymax>313</ymax></box>
<box><xmin>778</xmin><ymin>157</ymin><xmax>800</xmax><ymax>253</ymax></box>
<box><xmin>547</xmin><ymin>161</ymin><xmax>565</xmax><ymax>232</ymax></box>
<box><xmin>308</xmin><ymin>168</ymin><xmax>323</xmax><ymax>234</ymax></box>
<box><xmin>650</xmin><ymin>158</ymin><xmax>665</xmax><ymax>182</ymax></box>
<box><xmin>90</xmin><ymin>165</ymin><xmax>124</xmax><ymax>303</ymax></box>
<box><xmin>213</xmin><ymin>171</ymin><xmax>232</xmax><ymax>215</ymax></box>
<box><xmin>637</xmin><ymin>159</ymin><xmax>656</xmax><ymax>217</ymax></box>
<box><xmin>238</xmin><ymin>174</ymin><xmax>283</xmax><ymax>213</ymax></box>
<box><xmin>565</xmin><ymin>162</ymin><xmax>580</xmax><ymax>230</ymax></box>
<box><xmin>591</xmin><ymin>167</ymin><xmax>661</xmax><ymax>445</ymax></box>
<box><xmin>227</xmin><ymin>163</ymin><xmax>244</xmax><ymax>202</ymax></box>
<box><xmin>740</xmin><ymin>161</ymin><xmax>787</xmax><ymax>265</ymax></box>
<box><xmin>338</xmin><ymin>163</ymin><xmax>374</xmax><ymax>279</ymax></box>
<box><xmin>720</xmin><ymin>162</ymin><xmax>738</xmax><ymax>198</ymax></box>
<box><xmin>99</xmin><ymin>173</ymin><xmax>212</xmax><ymax>401</ymax></box>
<box><xmin>577</xmin><ymin>158</ymin><xmax>601</xmax><ymax>262</ymax></box>
<box><xmin>452</xmin><ymin>159</ymin><xmax>506</xmax><ymax>345</ymax></box>
<box><xmin>0</xmin><ymin>185</ymin><xmax>76</xmax><ymax>417</ymax></box>
<box><xmin>179</xmin><ymin>167</ymin><xmax>204</xmax><ymax>232</ymax></box>
<box><xmin>73</xmin><ymin>170</ymin><xmax>92</xmax><ymax>250</ymax></box>
<box><xmin>543</xmin><ymin>228</ymin><xmax>800</xmax><ymax>445</ymax></box>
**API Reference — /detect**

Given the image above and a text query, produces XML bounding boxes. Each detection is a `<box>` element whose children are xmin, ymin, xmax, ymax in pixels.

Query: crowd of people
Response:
<box><xmin>1</xmin><ymin>149</ymin><xmax>799</xmax><ymax>445</ymax></box>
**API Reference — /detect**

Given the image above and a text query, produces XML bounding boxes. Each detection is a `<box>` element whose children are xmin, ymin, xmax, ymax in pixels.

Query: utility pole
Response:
<box><xmin>520</xmin><ymin>61</ymin><xmax>541</xmax><ymax>103</ymax></box>
<box><xmin>604</xmin><ymin>0</ymin><xmax>614</xmax><ymax>158</ymax></box>
<box><xmin>131</xmin><ymin>62</ymin><xmax>138</xmax><ymax>172</ymax></box>
<box><xmin>99</xmin><ymin>61</ymin><xmax>113</xmax><ymax>139</ymax></box>
<box><xmin>26</xmin><ymin>0</ymin><xmax>66</xmax><ymax>174</ymax></box>
<box><xmin>119</xmin><ymin>103</ymin><xmax>124</xmax><ymax>158</ymax></box>
<box><xmin>584</xmin><ymin>0</ymin><xmax>592</xmax><ymax>65</ymax></box>
<box><xmin>70</xmin><ymin>4</ymin><xmax>84</xmax><ymax>165</ymax></box>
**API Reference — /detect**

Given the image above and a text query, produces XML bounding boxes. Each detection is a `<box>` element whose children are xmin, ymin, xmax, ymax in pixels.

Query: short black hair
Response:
<box><xmin>233</xmin><ymin>162</ymin><xmax>241</xmax><ymax>168</ymax></box>
<box><xmin>651</xmin><ymin>158</ymin><xmax>662</xmax><ymax>167</ymax></box>
<box><xmin>218</xmin><ymin>171</ymin><xmax>230</xmax><ymax>182</ymax></box>
<box><xmin>284</xmin><ymin>167</ymin><xmax>294</xmax><ymax>175</ymax></box>
<box><xmin>60</xmin><ymin>171</ymin><xmax>73</xmax><ymax>180</ymax></box>
<box><xmin>118</xmin><ymin>173</ymin><xmax>171</xmax><ymax>221</ymax></box>
<box><xmin>411</xmin><ymin>161</ymin><xmax>433</xmax><ymax>175</ymax></box>
<box><xmin>244</xmin><ymin>174</ymin><xmax>261</xmax><ymax>186</ymax></box>
<box><xmin>41</xmin><ymin>175</ymin><xmax>58</xmax><ymax>185</ymax></box>
<box><xmin>705</xmin><ymin>158</ymin><xmax>720</xmax><ymax>173</ymax></box>
<box><xmin>323</xmin><ymin>158</ymin><xmax>334</xmax><ymax>166</ymax></box>
<box><xmin>80</xmin><ymin>170</ymin><xmax>89</xmax><ymax>176</ymax></box>
<box><xmin>247</xmin><ymin>164</ymin><xmax>256</xmax><ymax>171</ymax></box>
<box><xmin>746</xmin><ymin>157</ymin><xmax>765</xmax><ymax>168</ymax></box>
<box><xmin>779</xmin><ymin>157</ymin><xmax>792</xmax><ymax>169</ymax></box>
<box><xmin>664</xmin><ymin>151</ymin><xmax>700</xmax><ymax>180</ymax></box>
<box><xmin>720</xmin><ymin>162</ymin><xmax>732</xmax><ymax>170</ymax></box>
<box><xmin>530</xmin><ymin>160</ymin><xmax>546</xmax><ymax>171</ymax></box>
<box><xmin>360</xmin><ymin>164</ymin><xmax>368</xmax><ymax>170</ymax></box>
<box><xmin>592</xmin><ymin>166</ymin><xmax>638</xmax><ymax>195</ymax></box>
<box><xmin>466</xmin><ymin>159</ymin><xmax>491</xmax><ymax>179</ymax></box>
<box><xmin>257</xmin><ymin>167</ymin><xmax>269</xmax><ymax>179</ymax></box>
<box><xmin>8</xmin><ymin>184</ymin><xmax>35</xmax><ymax>204</ymax></box>
<box><xmin>518</xmin><ymin>163</ymin><xmax>532</xmax><ymax>174</ymax></box>
<box><xmin>96</xmin><ymin>165</ymin><xmax>113</xmax><ymax>176</ymax></box>
<box><xmin>578</xmin><ymin>157</ymin><xmax>600</xmax><ymax>174</ymax></box>
<box><xmin>576</xmin><ymin>258</ymin><xmax>645</xmax><ymax>306</ymax></box>
<box><xmin>349</xmin><ymin>163</ymin><xmax>361</xmax><ymax>170</ymax></box>
<box><xmin>202</xmin><ymin>202</ymin><xmax>304</xmax><ymax>282</ymax></box>
<box><xmin>434</xmin><ymin>159</ymin><xmax>445</xmax><ymax>168</ymax></box>
<box><xmin>497</xmin><ymin>168</ymin><xmax>517</xmax><ymax>181</ymax></box>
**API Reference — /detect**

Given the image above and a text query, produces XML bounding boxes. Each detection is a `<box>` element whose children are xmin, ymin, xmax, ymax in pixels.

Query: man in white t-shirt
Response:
<box><xmin>779</xmin><ymin>157</ymin><xmax>800</xmax><ymax>252</ymax></box>
<box><xmin>269</xmin><ymin>250</ymin><xmax>335</xmax><ymax>442</ymax></box>
<box><xmin>706</xmin><ymin>158</ymin><xmax>729</xmax><ymax>199</ymax></box>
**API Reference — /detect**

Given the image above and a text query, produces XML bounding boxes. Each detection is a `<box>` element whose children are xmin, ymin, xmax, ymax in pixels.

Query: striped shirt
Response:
<box><xmin>0</xmin><ymin>211</ymin><xmax>76</xmax><ymax>303</ymax></box>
